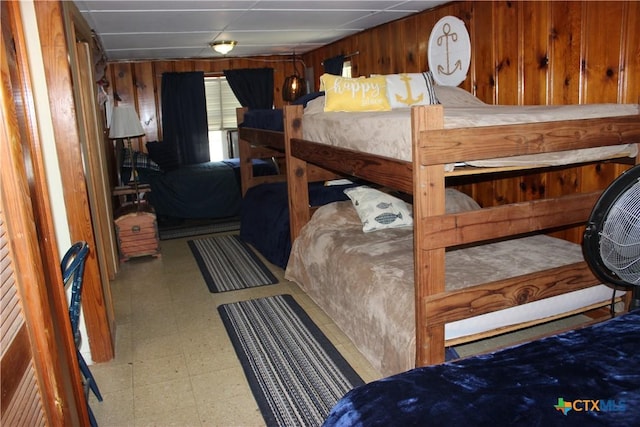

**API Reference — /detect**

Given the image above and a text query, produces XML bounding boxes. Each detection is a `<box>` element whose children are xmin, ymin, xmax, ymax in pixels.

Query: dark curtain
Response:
<box><xmin>224</xmin><ymin>68</ymin><xmax>274</xmax><ymax>109</ymax></box>
<box><xmin>323</xmin><ymin>55</ymin><xmax>345</xmax><ymax>76</ymax></box>
<box><xmin>161</xmin><ymin>71</ymin><xmax>209</xmax><ymax>165</ymax></box>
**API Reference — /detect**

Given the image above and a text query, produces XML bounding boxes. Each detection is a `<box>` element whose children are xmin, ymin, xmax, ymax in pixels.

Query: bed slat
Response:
<box><xmin>418</xmin><ymin>191</ymin><xmax>601</xmax><ymax>249</ymax></box>
<box><xmin>238</xmin><ymin>128</ymin><xmax>285</xmax><ymax>151</ymax></box>
<box><xmin>423</xmin><ymin>261</ymin><xmax>602</xmax><ymax>325</ymax></box>
<box><xmin>290</xmin><ymin>138</ymin><xmax>413</xmax><ymax>193</ymax></box>
<box><xmin>419</xmin><ymin>113</ymin><xmax>640</xmax><ymax>165</ymax></box>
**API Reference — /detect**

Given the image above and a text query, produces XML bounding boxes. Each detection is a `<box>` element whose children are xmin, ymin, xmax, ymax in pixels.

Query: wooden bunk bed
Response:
<box><xmin>236</xmin><ymin>107</ymin><xmax>288</xmax><ymax>195</ymax></box>
<box><xmin>282</xmin><ymin>100</ymin><xmax>640</xmax><ymax>372</ymax></box>
<box><xmin>235</xmin><ymin>106</ymin><xmax>353</xmax><ymax>268</ymax></box>
<box><xmin>236</xmin><ymin>106</ymin><xmax>340</xmax><ymax>196</ymax></box>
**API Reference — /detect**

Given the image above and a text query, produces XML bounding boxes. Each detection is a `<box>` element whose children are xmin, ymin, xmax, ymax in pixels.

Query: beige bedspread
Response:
<box><xmin>285</xmin><ymin>197</ymin><xmax>610</xmax><ymax>377</ymax></box>
<box><xmin>302</xmin><ymin>95</ymin><xmax>639</xmax><ymax>170</ymax></box>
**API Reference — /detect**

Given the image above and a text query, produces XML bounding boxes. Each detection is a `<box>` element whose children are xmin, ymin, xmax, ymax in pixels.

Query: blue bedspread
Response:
<box><xmin>240</xmin><ymin>109</ymin><xmax>284</xmax><ymax>131</ymax></box>
<box><xmin>240</xmin><ymin>181</ymin><xmax>358</xmax><ymax>269</ymax></box>
<box><xmin>324</xmin><ymin>309</ymin><xmax>640</xmax><ymax>427</ymax></box>
<box><xmin>145</xmin><ymin>159</ymin><xmax>275</xmax><ymax>219</ymax></box>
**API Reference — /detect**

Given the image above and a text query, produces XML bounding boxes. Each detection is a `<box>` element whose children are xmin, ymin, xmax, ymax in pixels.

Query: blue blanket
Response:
<box><xmin>240</xmin><ymin>109</ymin><xmax>284</xmax><ymax>132</ymax></box>
<box><xmin>324</xmin><ymin>309</ymin><xmax>640</xmax><ymax>426</ymax></box>
<box><xmin>145</xmin><ymin>159</ymin><xmax>275</xmax><ymax>219</ymax></box>
<box><xmin>240</xmin><ymin>181</ymin><xmax>358</xmax><ymax>269</ymax></box>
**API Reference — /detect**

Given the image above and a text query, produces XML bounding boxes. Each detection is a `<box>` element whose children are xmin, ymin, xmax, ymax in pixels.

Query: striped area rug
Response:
<box><xmin>159</xmin><ymin>218</ymin><xmax>240</xmax><ymax>240</ymax></box>
<box><xmin>188</xmin><ymin>235</ymin><xmax>278</xmax><ymax>293</ymax></box>
<box><xmin>218</xmin><ymin>295</ymin><xmax>365</xmax><ymax>427</ymax></box>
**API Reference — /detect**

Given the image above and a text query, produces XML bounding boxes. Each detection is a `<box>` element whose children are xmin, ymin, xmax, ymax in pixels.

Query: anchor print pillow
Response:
<box><xmin>384</xmin><ymin>71</ymin><xmax>440</xmax><ymax>109</ymax></box>
<box><xmin>344</xmin><ymin>186</ymin><xmax>413</xmax><ymax>233</ymax></box>
<box><xmin>320</xmin><ymin>74</ymin><xmax>391</xmax><ymax>112</ymax></box>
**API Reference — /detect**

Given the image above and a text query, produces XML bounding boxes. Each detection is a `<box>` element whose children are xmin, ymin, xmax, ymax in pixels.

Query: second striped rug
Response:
<box><xmin>218</xmin><ymin>294</ymin><xmax>365</xmax><ymax>426</ymax></box>
<box><xmin>188</xmin><ymin>234</ymin><xmax>278</xmax><ymax>293</ymax></box>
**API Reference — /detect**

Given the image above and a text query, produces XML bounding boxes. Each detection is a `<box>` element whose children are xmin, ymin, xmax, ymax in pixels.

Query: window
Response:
<box><xmin>204</xmin><ymin>76</ymin><xmax>242</xmax><ymax>160</ymax></box>
<box><xmin>342</xmin><ymin>61</ymin><xmax>352</xmax><ymax>78</ymax></box>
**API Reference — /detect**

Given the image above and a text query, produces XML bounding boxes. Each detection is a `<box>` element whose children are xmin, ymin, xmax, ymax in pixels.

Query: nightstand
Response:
<box><xmin>113</xmin><ymin>183</ymin><xmax>151</xmax><ymax>206</ymax></box>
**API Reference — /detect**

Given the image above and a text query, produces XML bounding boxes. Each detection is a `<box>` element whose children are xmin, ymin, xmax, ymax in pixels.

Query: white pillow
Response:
<box><xmin>344</xmin><ymin>187</ymin><xmax>480</xmax><ymax>233</ymax></box>
<box><xmin>445</xmin><ymin>188</ymin><xmax>481</xmax><ymax>212</ymax></box>
<box><xmin>304</xmin><ymin>96</ymin><xmax>325</xmax><ymax>114</ymax></box>
<box><xmin>344</xmin><ymin>186</ymin><xmax>413</xmax><ymax>232</ymax></box>
<box><xmin>385</xmin><ymin>71</ymin><xmax>439</xmax><ymax>109</ymax></box>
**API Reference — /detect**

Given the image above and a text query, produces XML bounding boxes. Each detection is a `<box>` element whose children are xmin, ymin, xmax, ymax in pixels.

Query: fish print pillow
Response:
<box><xmin>344</xmin><ymin>186</ymin><xmax>413</xmax><ymax>232</ymax></box>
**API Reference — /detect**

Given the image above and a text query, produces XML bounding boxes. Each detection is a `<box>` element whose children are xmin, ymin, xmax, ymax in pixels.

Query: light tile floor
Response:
<box><xmin>88</xmin><ymin>231</ymin><xmax>593</xmax><ymax>426</ymax></box>
<box><xmin>89</xmin><ymin>233</ymin><xmax>382</xmax><ymax>426</ymax></box>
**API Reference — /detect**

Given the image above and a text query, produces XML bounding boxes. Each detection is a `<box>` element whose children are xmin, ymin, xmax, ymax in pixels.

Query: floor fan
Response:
<box><xmin>583</xmin><ymin>165</ymin><xmax>640</xmax><ymax>310</ymax></box>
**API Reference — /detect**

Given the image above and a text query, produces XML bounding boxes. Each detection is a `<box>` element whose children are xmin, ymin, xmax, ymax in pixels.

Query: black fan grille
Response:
<box><xmin>599</xmin><ymin>180</ymin><xmax>640</xmax><ymax>285</ymax></box>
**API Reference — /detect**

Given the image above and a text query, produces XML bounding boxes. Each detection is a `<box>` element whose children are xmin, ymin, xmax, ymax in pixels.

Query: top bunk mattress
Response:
<box><xmin>301</xmin><ymin>96</ymin><xmax>639</xmax><ymax>170</ymax></box>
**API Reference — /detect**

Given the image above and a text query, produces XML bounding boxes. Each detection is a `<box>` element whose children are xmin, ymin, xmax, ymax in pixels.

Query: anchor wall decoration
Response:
<box><xmin>436</xmin><ymin>23</ymin><xmax>462</xmax><ymax>76</ymax></box>
<box><xmin>428</xmin><ymin>16</ymin><xmax>471</xmax><ymax>87</ymax></box>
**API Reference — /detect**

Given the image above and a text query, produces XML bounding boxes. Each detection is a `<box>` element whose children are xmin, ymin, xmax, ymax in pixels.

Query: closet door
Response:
<box><xmin>0</xmin><ymin>202</ymin><xmax>46</xmax><ymax>425</ymax></box>
<box><xmin>1</xmin><ymin>1</ymin><xmax>85</xmax><ymax>425</ymax></box>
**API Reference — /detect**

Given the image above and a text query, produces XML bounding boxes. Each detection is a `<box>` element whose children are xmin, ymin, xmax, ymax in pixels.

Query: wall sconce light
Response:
<box><xmin>282</xmin><ymin>52</ymin><xmax>304</xmax><ymax>102</ymax></box>
<box><xmin>210</xmin><ymin>40</ymin><xmax>237</xmax><ymax>55</ymax></box>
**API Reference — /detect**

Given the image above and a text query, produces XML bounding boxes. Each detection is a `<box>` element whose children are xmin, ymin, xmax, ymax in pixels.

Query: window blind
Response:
<box><xmin>204</xmin><ymin>77</ymin><xmax>241</xmax><ymax>131</ymax></box>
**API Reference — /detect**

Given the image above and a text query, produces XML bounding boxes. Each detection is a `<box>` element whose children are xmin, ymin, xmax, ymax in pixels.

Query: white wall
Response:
<box><xmin>19</xmin><ymin>0</ymin><xmax>92</xmax><ymax>363</ymax></box>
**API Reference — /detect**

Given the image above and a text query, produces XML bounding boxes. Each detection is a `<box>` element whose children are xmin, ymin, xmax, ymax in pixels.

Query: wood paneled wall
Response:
<box><xmin>305</xmin><ymin>1</ymin><xmax>639</xmax><ymax>105</ymax></box>
<box><xmin>105</xmin><ymin>56</ymin><xmax>300</xmax><ymax>145</ymax></box>
<box><xmin>104</xmin><ymin>1</ymin><xmax>639</xmax><ymax>242</ymax></box>
<box><xmin>303</xmin><ymin>0</ymin><xmax>639</xmax><ymax>242</ymax></box>
<box><xmin>105</xmin><ymin>1</ymin><xmax>639</xmax><ymax>144</ymax></box>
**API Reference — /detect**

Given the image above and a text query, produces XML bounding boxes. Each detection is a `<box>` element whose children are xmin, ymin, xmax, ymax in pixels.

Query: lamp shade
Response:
<box><xmin>109</xmin><ymin>105</ymin><xmax>144</xmax><ymax>139</ymax></box>
<box><xmin>282</xmin><ymin>75</ymin><xmax>304</xmax><ymax>102</ymax></box>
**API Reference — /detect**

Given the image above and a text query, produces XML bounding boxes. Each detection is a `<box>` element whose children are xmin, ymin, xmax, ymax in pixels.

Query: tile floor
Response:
<box><xmin>88</xmin><ymin>231</ymin><xmax>593</xmax><ymax>426</ymax></box>
<box><xmin>88</xmin><ymin>233</ymin><xmax>382</xmax><ymax>426</ymax></box>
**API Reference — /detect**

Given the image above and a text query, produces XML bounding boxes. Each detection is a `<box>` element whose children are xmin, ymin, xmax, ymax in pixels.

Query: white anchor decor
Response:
<box><xmin>428</xmin><ymin>16</ymin><xmax>471</xmax><ymax>87</ymax></box>
<box><xmin>384</xmin><ymin>72</ymin><xmax>439</xmax><ymax>108</ymax></box>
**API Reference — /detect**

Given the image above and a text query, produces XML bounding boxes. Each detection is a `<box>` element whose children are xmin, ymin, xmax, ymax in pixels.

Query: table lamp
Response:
<box><xmin>109</xmin><ymin>105</ymin><xmax>145</xmax><ymax>208</ymax></box>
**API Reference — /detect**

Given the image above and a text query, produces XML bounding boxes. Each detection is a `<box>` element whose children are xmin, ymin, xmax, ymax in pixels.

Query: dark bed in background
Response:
<box><xmin>121</xmin><ymin>144</ymin><xmax>277</xmax><ymax>222</ymax></box>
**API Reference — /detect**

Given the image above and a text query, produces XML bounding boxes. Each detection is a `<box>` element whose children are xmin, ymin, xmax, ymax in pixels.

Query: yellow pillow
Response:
<box><xmin>320</xmin><ymin>74</ymin><xmax>391</xmax><ymax>112</ymax></box>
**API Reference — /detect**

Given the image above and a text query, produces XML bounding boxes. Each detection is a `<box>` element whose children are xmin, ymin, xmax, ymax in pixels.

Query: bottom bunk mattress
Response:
<box><xmin>284</xmin><ymin>197</ymin><xmax>619</xmax><ymax>377</ymax></box>
<box><xmin>323</xmin><ymin>308</ymin><xmax>640</xmax><ymax>427</ymax></box>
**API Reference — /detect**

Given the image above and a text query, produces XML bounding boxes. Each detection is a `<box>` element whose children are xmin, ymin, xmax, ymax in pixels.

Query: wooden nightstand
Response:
<box><xmin>113</xmin><ymin>187</ymin><xmax>160</xmax><ymax>261</ymax></box>
<box><xmin>113</xmin><ymin>183</ymin><xmax>151</xmax><ymax>205</ymax></box>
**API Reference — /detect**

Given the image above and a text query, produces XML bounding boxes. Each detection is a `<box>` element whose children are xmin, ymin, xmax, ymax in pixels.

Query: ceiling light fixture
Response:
<box><xmin>210</xmin><ymin>40</ymin><xmax>237</xmax><ymax>55</ymax></box>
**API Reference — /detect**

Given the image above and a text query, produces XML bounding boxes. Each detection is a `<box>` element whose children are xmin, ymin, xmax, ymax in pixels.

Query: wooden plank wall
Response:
<box><xmin>104</xmin><ymin>1</ymin><xmax>639</xmax><ymax>243</ymax></box>
<box><xmin>304</xmin><ymin>0</ymin><xmax>640</xmax><ymax>243</ymax></box>
<box><xmin>105</xmin><ymin>56</ymin><xmax>298</xmax><ymax>145</ymax></box>
<box><xmin>103</xmin><ymin>56</ymin><xmax>300</xmax><ymax>186</ymax></box>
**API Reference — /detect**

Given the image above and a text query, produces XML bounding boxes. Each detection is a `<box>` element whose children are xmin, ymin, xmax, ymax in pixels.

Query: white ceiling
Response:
<box><xmin>74</xmin><ymin>0</ymin><xmax>450</xmax><ymax>61</ymax></box>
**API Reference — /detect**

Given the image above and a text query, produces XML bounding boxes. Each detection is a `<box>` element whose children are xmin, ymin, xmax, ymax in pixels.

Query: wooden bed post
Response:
<box><xmin>236</xmin><ymin>107</ymin><xmax>253</xmax><ymax>196</ymax></box>
<box><xmin>284</xmin><ymin>105</ymin><xmax>310</xmax><ymax>243</ymax></box>
<box><xmin>412</xmin><ymin>105</ymin><xmax>447</xmax><ymax>366</ymax></box>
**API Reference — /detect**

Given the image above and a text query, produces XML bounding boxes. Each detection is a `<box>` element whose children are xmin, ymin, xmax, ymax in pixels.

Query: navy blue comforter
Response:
<box><xmin>145</xmin><ymin>159</ymin><xmax>275</xmax><ymax>219</ymax></box>
<box><xmin>324</xmin><ymin>309</ymin><xmax>640</xmax><ymax>427</ymax></box>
